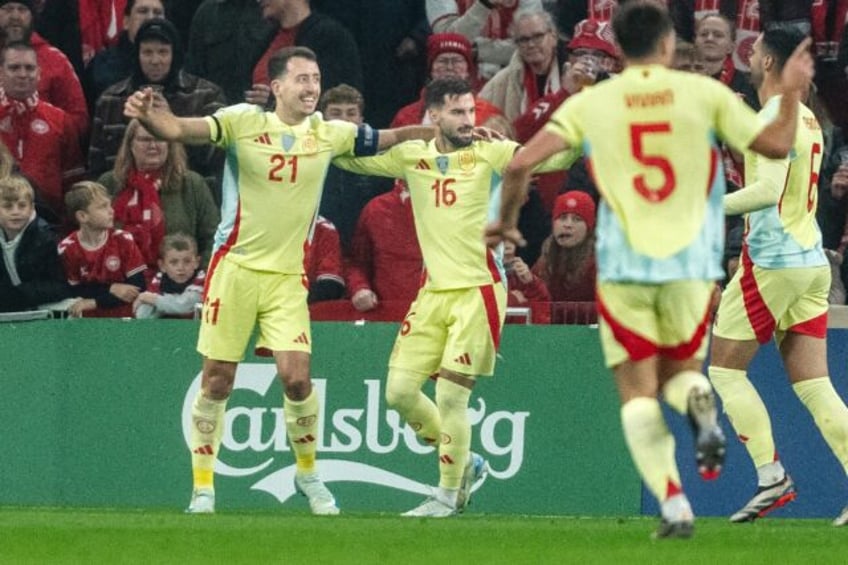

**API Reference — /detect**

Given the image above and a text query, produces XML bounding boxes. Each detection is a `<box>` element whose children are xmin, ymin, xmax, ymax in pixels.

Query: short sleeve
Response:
<box><xmin>544</xmin><ymin>95</ymin><xmax>585</xmax><ymax>150</ymax></box>
<box><xmin>710</xmin><ymin>80</ymin><xmax>765</xmax><ymax>153</ymax></box>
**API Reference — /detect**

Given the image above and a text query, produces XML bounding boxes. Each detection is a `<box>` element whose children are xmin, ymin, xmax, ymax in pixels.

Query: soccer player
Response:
<box><xmin>486</xmin><ymin>2</ymin><xmax>813</xmax><ymax>538</ymax></box>
<box><xmin>124</xmin><ymin>46</ymin><xmax>433</xmax><ymax>515</ymax></box>
<box><xmin>335</xmin><ymin>77</ymin><xmax>577</xmax><ymax>517</ymax></box>
<box><xmin>708</xmin><ymin>28</ymin><xmax>848</xmax><ymax>526</ymax></box>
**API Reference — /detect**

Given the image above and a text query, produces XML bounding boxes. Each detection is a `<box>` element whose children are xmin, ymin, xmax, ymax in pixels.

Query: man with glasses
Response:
<box><xmin>480</xmin><ymin>8</ymin><xmax>563</xmax><ymax>120</ymax></box>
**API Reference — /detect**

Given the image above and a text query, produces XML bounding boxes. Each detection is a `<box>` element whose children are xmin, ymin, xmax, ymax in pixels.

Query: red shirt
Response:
<box><xmin>306</xmin><ymin>216</ymin><xmax>344</xmax><ymax>287</ymax></box>
<box><xmin>31</xmin><ymin>33</ymin><xmax>90</xmax><ymax>137</ymax></box>
<box><xmin>252</xmin><ymin>28</ymin><xmax>298</xmax><ymax>86</ymax></box>
<box><xmin>346</xmin><ymin>183</ymin><xmax>422</xmax><ymax>302</ymax></box>
<box><xmin>58</xmin><ymin>229</ymin><xmax>147</xmax><ymax>286</ymax></box>
<box><xmin>391</xmin><ymin>94</ymin><xmax>502</xmax><ymax>128</ymax></box>
<box><xmin>0</xmin><ymin>93</ymin><xmax>84</xmax><ymax>222</ymax></box>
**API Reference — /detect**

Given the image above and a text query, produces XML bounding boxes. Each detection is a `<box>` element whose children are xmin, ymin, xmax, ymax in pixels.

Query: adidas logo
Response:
<box><xmin>294</xmin><ymin>434</ymin><xmax>315</xmax><ymax>444</ymax></box>
<box><xmin>293</xmin><ymin>332</ymin><xmax>310</xmax><ymax>345</ymax></box>
<box><xmin>453</xmin><ymin>352</ymin><xmax>471</xmax><ymax>365</ymax></box>
<box><xmin>415</xmin><ymin>159</ymin><xmax>430</xmax><ymax>170</ymax></box>
<box><xmin>254</xmin><ymin>132</ymin><xmax>272</xmax><ymax>145</ymax></box>
<box><xmin>439</xmin><ymin>454</ymin><xmax>454</xmax><ymax>464</ymax></box>
<box><xmin>193</xmin><ymin>444</ymin><xmax>213</xmax><ymax>455</ymax></box>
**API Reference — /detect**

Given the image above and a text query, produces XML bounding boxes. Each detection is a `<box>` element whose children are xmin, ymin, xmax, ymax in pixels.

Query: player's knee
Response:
<box><xmin>203</xmin><ymin>365</ymin><xmax>236</xmax><ymax>400</ymax></box>
<box><xmin>435</xmin><ymin>376</ymin><xmax>472</xmax><ymax>413</ymax></box>
<box><xmin>385</xmin><ymin>368</ymin><xmax>425</xmax><ymax>409</ymax></box>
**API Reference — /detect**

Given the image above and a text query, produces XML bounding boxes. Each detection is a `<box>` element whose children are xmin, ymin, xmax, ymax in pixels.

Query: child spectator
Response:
<box><xmin>59</xmin><ymin>181</ymin><xmax>146</xmax><ymax>318</ymax></box>
<box><xmin>0</xmin><ymin>174</ymin><xmax>69</xmax><ymax>312</ymax></box>
<box><xmin>532</xmin><ymin>190</ymin><xmax>597</xmax><ymax>302</ymax></box>
<box><xmin>503</xmin><ymin>238</ymin><xmax>549</xmax><ymax>306</ymax></box>
<box><xmin>134</xmin><ymin>232</ymin><xmax>205</xmax><ymax>319</ymax></box>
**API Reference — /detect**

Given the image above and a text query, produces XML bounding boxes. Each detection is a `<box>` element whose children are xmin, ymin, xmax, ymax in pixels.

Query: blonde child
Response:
<box><xmin>58</xmin><ymin>181</ymin><xmax>146</xmax><ymax>317</ymax></box>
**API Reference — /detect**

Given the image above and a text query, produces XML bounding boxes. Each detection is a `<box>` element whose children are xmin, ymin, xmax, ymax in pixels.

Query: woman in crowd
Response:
<box><xmin>97</xmin><ymin>119</ymin><xmax>219</xmax><ymax>270</ymax></box>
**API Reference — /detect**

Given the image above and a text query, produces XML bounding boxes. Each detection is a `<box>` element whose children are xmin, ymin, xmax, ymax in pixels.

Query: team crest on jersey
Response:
<box><xmin>302</xmin><ymin>134</ymin><xmax>318</xmax><ymax>153</ymax></box>
<box><xmin>282</xmin><ymin>133</ymin><xmax>296</xmax><ymax>152</ymax></box>
<box><xmin>30</xmin><ymin>119</ymin><xmax>49</xmax><ymax>134</ymax></box>
<box><xmin>105</xmin><ymin>255</ymin><xmax>121</xmax><ymax>272</ymax></box>
<box><xmin>436</xmin><ymin>155</ymin><xmax>449</xmax><ymax>176</ymax></box>
<box><xmin>458</xmin><ymin>150</ymin><xmax>475</xmax><ymax>171</ymax></box>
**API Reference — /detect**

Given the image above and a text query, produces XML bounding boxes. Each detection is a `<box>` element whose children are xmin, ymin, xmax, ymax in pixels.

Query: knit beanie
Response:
<box><xmin>552</xmin><ymin>191</ymin><xmax>596</xmax><ymax>232</ymax></box>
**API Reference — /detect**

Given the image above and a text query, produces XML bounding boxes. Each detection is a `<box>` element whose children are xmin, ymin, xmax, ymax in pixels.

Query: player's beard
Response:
<box><xmin>443</xmin><ymin>127</ymin><xmax>473</xmax><ymax>149</ymax></box>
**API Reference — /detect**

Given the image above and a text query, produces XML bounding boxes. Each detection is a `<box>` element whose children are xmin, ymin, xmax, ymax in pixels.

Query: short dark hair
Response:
<box><xmin>124</xmin><ymin>0</ymin><xmax>165</xmax><ymax>16</ymax></box>
<box><xmin>0</xmin><ymin>41</ymin><xmax>36</xmax><ymax>66</ymax></box>
<box><xmin>318</xmin><ymin>83</ymin><xmax>364</xmax><ymax>113</ymax></box>
<box><xmin>424</xmin><ymin>77</ymin><xmax>473</xmax><ymax>109</ymax></box>
<box><xmin>761</xmin><ymin>27</ymin><xmax>807</xmax><ymax>74</ymax></box>
<box><xmin>268</xmin><ymin>46</ymin><xmax>318</xmax><ymax>81</ymax></box>
<box><xmin>612</xmin><ymin>1</ymin><xmax>674</xmax><ymax>59</ymax></box>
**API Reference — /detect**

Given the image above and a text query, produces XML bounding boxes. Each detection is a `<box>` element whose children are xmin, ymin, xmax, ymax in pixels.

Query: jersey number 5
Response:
<box><xmin>630</xmin><ymin>123</ymin><xmax>676</xmax><ymax>202</ymax></box>
<box><xmin>268</xmin><ymin>154</ymin><xmax>299</xmax><ymax>183</ymax></box>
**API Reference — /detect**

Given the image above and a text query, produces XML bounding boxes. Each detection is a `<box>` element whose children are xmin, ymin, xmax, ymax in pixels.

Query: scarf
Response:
<box><xmin>812</xmin><ymin>0</ymin><xmax>848</xmax><ymax>60</ymax></box>
<box><xmin>112</xmin><ymin>168</ymin><xmax>165</xmax><ymax>268</ymax></box>
<box><xmin>0</xmin><ymin>89</ymin><xmax>39</xmax><ymax>161</ymax></box>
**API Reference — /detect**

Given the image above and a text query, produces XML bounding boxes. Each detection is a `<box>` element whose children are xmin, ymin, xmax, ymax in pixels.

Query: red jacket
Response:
<box><xmin>346</xmin><ymin>182</ymin><xmax>423</xmax><ymax>302</ymax></box>
<box><xmin>306</xmin><ymin>216</ymin><xmax>344</xmax><ymax>287</ymax></box>
<box><xmin>32</xmin><ymin>32</ymin><xmax>90</xmax><ymax>138</ymax></box>
<box><xmin>0</xmin><ymin>92</ymin><xmax>85</xmax><ymax>222</ymax></box>
<box><xmin>391</xmin><ymin>93</ymin><xmax>503</xmax><ymax>127</ymax></box>
<box><xmin>506</xmin><ymin>270</ymin><xmax>550</xmax><ymax>306</ymax></box>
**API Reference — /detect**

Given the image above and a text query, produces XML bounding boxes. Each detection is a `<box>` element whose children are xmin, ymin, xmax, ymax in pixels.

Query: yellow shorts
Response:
<box><xmin>389</xmin><ymin>284</ymin><xmax>507</xmax><ymax>377</ymax></box>
<box><xmin>197</xmin><ymin>256</ymin><xmax>311</xmax><ymax>362</ymax></box>
<box><xmin>597</xmin><ymin>280</ymin><xmax>716</xmax><ymax>368</ymax></box>
<box><xmin>714</xmin><ymin>252</ymin><xmax>829</xmax><ymax>343</ymax></box>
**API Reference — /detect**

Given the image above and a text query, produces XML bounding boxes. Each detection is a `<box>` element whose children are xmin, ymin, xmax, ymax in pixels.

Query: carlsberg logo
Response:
<box><xmin>181</xmin><ymin>364</ymin><xmax>529</xmax><ymax>504</ymax></box>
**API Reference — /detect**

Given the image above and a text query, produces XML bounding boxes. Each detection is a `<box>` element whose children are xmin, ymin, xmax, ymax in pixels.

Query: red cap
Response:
<box><xmin>427</xmin><ymin>33</ymin><xmax>474</xmax><ymax>72</ymax></box>
<box><xmin>553</xmin><ymin>191</ymin><xmax>596</xmax><ymax>232</ymax></box>
<box><xmin>568</xmin><ymin>19</ymin><xmax>617</xmax><ymax>58</ymax></box>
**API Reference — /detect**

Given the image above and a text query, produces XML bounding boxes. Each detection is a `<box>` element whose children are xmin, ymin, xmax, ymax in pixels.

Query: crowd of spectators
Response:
<box><xmin>1</xmin><ymin>0</ymin><xmax>847</xmax><ymax>322</ymax></box>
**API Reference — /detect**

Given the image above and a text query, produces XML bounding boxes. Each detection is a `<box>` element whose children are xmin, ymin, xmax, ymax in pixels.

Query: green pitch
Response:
<box><xmin>0</xmin><ymin>508</ymin><xmax>844</xmax><ymax>564</ymax></box>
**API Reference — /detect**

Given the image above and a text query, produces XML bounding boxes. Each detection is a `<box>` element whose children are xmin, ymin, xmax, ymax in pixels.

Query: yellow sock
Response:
<box><xmin>663</xmin><ymin>370</ymin><xmax>712</xmax><ymax>415</ymax></box>
<box><xmin>709</xmin><ymin>365</ymin><xmax>775</xmax><ymax>467</ymax></box>
<box><xmin>435</xmin><ymin>377</ymin><xmax>473</xmax><ymax>490</ymax></box>
<box><xmin>284</xmin><ymin>391</ymin><xmax>320</xmax><ymax>473</ymax></box>
<box><xmin>385</xmin><ymin>368</ymin><xmax>440</xmax><ymax>444</ymax></box>
<box><xmin>190</xmin><ymin>393</ymin><xmax>227</xmax><ymax>490</ymax></box>
<box><xmin>620</xmin><ymin>397</ymin><xmax>681</xmax><ymax>503</ymax></box>
<box><xmin>794</xmin><ymin>377</ymin><xmax>848</xmax><ymax>474</ymax></box>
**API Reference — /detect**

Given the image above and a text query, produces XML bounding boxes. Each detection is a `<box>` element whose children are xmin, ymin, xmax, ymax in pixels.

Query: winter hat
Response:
<box><xmin>136</xmin><ymin>18</ymin><xmax>180</xmax><ymax>48</ymax></box>
<box><xmin>568</xmin><ymin>19</ymin><xmax>617</xmax><ymax>58</ymax></box>
<box><xmin>0</xmin><ymin>1</ymin><xmax>33</xmax><ymax>11</ymax></box>
<box><xmin>427</xmin><ymin>33</ymin><xmax>474</xmax><ymax>72</ymax></box>
<box><xmin>553</xmin><ymin>191</ymin><xmax>596</xmax><ymax>232</ymax></box>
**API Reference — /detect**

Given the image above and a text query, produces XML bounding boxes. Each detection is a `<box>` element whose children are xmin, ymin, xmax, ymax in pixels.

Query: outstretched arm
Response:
<box><xmin>376</xmin><ymin>125</ymin><xmax>436</xmax><ymax>150</ymax></box>
<box><xmin>124</xmin><ymin>87</ymin><xmax>211</xmax><ymax>145</ymax></box>
<box><xmin>486</xmin><ymin>129</ymin><xmax>570</xmax><ymax>247</ymax></box>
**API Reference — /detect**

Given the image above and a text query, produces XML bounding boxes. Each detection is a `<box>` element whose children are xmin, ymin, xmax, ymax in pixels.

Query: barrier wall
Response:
<box><xmin>1</xmin><ymin>320</ymin><xmax>846</xmax><ymax>518</ymax></box>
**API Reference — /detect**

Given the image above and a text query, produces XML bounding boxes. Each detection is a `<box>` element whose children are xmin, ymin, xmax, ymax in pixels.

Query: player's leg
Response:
<box><xmin>259</xmin><ymin>273</ymin><xmax>337</xmax><ymax>515</ymax></box>
<box><xmin>779</xmin><ymin>268</ymin><xmax>848</xmax><ymax>526</ymax></box>
<box><xmin>385</xmin><ymin>367</ymin><xmax>440</xmax><ymax>445</ymax></box>
<box><xmin>597</xmin><ymin>282</ymin><xmax>692</xmax><ymax>538</ymax></box>
<box><xmin>656</xmin><ymin>280</ymin><xmax>726</xmax><ymax>480</ymax></box>
<box><xmin>708</xmin><ymin>261</ymin><xmax>798</xmax><ymax>521</ymax></box>
<box><xmin>615</xmin><ymin>358</ymin><xmax>693</xmax><ymax>539</ymax></box>
<box><xmin>186</xmin><ymin>358</ymin><xmax>237</xmax><ymax>513</ymax></box>
<box><xmin>659</xmin><ymin>357</ymin><xmax>725</xmax><ymax>481</ymax></box>
<box><xmin>190</xmin><ymin>258</ymin><xmax>258</xmax><ymax>513</ymax></box>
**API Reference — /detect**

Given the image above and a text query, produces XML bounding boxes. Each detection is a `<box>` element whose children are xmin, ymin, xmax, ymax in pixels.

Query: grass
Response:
<box><xmin>0</xmin><ymin>508</ymin><xmax>845</xmax><ymax>565</ymax></box>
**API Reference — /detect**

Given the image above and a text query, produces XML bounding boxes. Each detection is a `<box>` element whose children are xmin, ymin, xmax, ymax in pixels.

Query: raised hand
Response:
<box><xmin>124</xmin><ymin>87</ymin><xmax>156</xmax><ymax>120</ymax></box>
<box><xmin>484</xmin><ymin>220</ymin><xmax>526</xmax><ymax>248</ymax></box>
